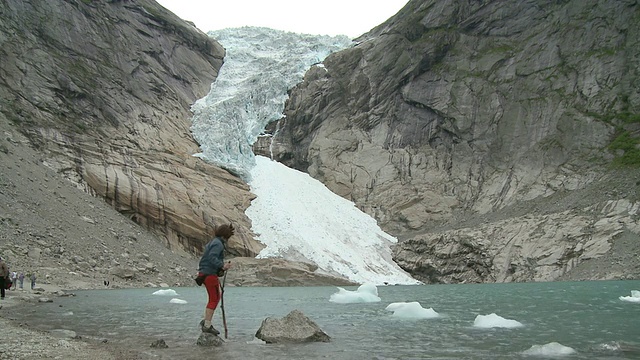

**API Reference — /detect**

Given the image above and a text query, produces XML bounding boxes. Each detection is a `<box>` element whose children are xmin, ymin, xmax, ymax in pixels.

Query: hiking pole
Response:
<box><xmin>221</xmin><ymin>269</ymin><xmax>228</xmax><ymax>339</ymax></box>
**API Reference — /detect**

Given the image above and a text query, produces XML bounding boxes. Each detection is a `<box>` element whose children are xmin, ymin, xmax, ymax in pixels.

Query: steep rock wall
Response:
<box><xmin>264</xmin><ymin>0</ymin><xmax>640</xmax><ymax>282</ymax></box>
<box><xmin>0</xmin><ymin>0</ymin><xmax>263</xmax><ymax>256</ymax></box>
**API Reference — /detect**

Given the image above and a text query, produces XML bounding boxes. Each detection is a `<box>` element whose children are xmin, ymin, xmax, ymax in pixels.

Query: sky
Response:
<box><xmin>156</xmin><ymin>0</ymin><xmax>410</xmax><ymax>37</ymax></box>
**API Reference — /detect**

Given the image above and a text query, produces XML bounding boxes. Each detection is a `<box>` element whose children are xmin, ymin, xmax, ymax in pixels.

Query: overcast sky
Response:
<box><xmin>156</xmin><ymin>0</ymin><xmax>410</xmax><ymax>38</ymax></box>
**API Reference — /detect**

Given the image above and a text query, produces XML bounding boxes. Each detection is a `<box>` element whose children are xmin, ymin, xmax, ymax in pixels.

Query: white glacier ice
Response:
<box><xmin>522</xmin><ymin>342</ymin><xmax>576</xmax><ymax>356</ymax></box>
<box><xmin>190</xmin><ymin>27</ymin><xmax>419</xmax><ymax>285</ymax></box>
<box><xmin>473</xmin><ymin>313</ymin><xmax>524</xmax><ymax>329</ymax></box>
<box><xmin>191</xmin><ymin>27</ymin><xmax>352</xmax><ymax>180</ymax></box>
<box><xmin>385</xmin><ymin>301</ymin><xmax>440</xmax><ymax>319</ymax></box>
<box><xmin>152</xmin><ymin>289</ymin><xmax>179</xmax><ymax>296</ymax></box>
<box><xmin>248</xmin><ymin>156</ymin><xmax>419</xmax><ymax>285</ymax></box>
<box><xmin>329</xmin><ymin>283</ymin><xmax>381</xmax><ymax>303</ymax></box>
<box><xmin>619</xmin><ymin>290</ymin><xmax>640</xmax><ymax>303</ymax></box>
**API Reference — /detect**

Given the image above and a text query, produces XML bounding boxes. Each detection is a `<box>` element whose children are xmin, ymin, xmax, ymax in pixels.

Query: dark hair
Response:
<box><xmin>215</xmin><ymin>223</ymin><xmax>235</xmax><ymax>239</ymax></box>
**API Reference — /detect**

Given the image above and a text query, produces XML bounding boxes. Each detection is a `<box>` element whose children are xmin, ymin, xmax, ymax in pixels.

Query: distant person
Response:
<box><xmin>10</xmin><ymin>271</ymin><xmax>17</xmax><ymax>290</ymax></box>
<box><xmin>18</xmin><ymin>272</ymin><xmax>24</xmax><ymax>289</ymax></box>
<box><xmin>0</xmin><ymin>257</ymin><xmax>9</xmax><ymax>299</ymax></box>
<box><xmin>29</xmin><ymin>273</ymin><xmax>36</xmax><ymax>290</ymax></box>
<box><xmin>196</xmin><ymin>223</ymin><xmax>234</xmax><ymax>335</ymax></box>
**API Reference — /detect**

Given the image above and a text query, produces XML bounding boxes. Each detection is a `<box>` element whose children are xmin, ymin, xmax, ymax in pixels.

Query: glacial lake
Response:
<box><xmin>12</xmin><ymin>280</ymin><xmax>640</xmax><ymax>359</ymax></box>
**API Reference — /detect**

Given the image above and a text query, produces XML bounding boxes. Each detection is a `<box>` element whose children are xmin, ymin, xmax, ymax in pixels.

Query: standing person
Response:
<box><xmin>30</xmin><ymin>272</ymin><xmax>36</xmax><ymax>290</ymax></box>
<box><xmin>196</xmin><ymin>223</ymin><xmax>234</xmax><ymax>335</ymax></box>
<box><xmin>10</xmin><ymin>271</ymin><xmax>17</xmax><ymax>290</ymax></box>
<box><xmin>0</xmin><ymin>257</ymin><xmax>8</xmax><ymax>299</ymax></box>
<box><xmin>18</xmin><ymin>272</ymin><xmax>24</xmax><ymax>289</ymax></box>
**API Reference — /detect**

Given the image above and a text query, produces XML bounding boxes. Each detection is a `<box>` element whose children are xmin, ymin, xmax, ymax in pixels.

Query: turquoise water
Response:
<box><xmin>13</xmin><ymin>280</ymin><xmax>640</xmax><ymax>359</ymax></box>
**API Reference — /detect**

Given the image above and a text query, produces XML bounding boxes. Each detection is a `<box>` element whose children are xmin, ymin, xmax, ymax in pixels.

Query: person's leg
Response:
<box><xmin>0</xmin><ymin>278</ymin><xmax>5</xmax><ymax>298</ymax></box>
<box><xmin>201</xmin><ymin>275</ymin><xmax>221</xmax><ymax>333</ymax></box>
<box><xmin>204</xmin><ymin>307</ymin><xmax>214</xmax><ymax>323</ymax></box>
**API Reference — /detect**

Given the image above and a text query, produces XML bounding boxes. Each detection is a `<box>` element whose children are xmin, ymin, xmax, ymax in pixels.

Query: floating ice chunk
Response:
<box><xmin>595</xmin><ymin>341</ymin><xmax>623</xmax><ymax>353</ymax></box>
<box><xmin>594</xmin><ymin>341</ymin><xmax>640</xmax><ymax>356</ymax></box>
<box><xmin>329</xmin><ymin>283</ymin><xmax>381</xmax><ymax>303</ymax></box>
<box><xmin>473</xmin><ymin>313</ymin><xmax>523</xmax><ymax>328</ymax></box>
<box><xmin>247</xmin><ymin>337</ymin><xmax>267</xmax><ymax>345</ymax></box>
<box><xmin>385</xmin><ymin>301</ymin><xmax>439</xmax><ymax>319</ymax></box>
<box><xmin>619</xmin><ymin>290</ymin><xmax>640</xmax><ymax>303</ymax></box>
<box><xmin>522</xmin><ymin>342</ymin><xmax>576</xmax><ymax>356</ymax></box>
<box><xmin>169</xmin><ymin>298</ymin><xmax>187</xmax><ymax>304</ymax></box>
<box><xmin>152</xmin><ymin>289</ymin><xmax>179</xmax><ymax>296</ymax></box>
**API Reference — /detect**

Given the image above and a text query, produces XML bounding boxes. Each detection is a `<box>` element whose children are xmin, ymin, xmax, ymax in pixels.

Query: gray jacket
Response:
<box><xmin>198</xmin><ymin>237</ymin><xmax>224</xmax><ymax>276</ymax></box>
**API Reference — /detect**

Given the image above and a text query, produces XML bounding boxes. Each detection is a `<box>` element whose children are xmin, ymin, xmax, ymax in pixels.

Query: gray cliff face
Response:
<box><xmin>0</xmin><ymin>0</ymin><xmax>262</xmax><ymax>257</ymax></box>
<box><xmin>264</xmin><ymin>0</ymin><xmax>640</xmax><ymax>282</ymax></box>
<box><xmin>2</xmin><ymin>0</ymin><xmax>638</xmax><ymax>285</ymax></box>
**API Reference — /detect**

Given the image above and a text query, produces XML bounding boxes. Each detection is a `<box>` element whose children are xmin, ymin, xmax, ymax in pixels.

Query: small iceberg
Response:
<box><xmin>473</xmin><ymin>313</ymin><xmax>523</xmax><ymax>329</ymax></box>
<box><xmin>385</xmin><ymin>301</ymin><xmax>439</xmax><ymax>319</ymax></box>
<box><xmin>329</xmin><ymin>283</ymin><xmax>381</xmax><ymax>304</ymax></box>
<box><xmin>247</xmin><ymin>337</ymin><xmax>267</xmax><ymax>345</ymax></box>
<box><xmin>169</xmin><ymin>298</ymin><xmax>187</xmax><ymax>304</ymax></box>
<box><xmin>152</xmin><ymin>289</ymin><xmax>179</xmax><ymax>296</ymax></box>
<box><xmin>523</xmin><ymin>342</ymin><xmax>576</xmax><ymax>356</ymax></box>
<box><xmin>619</xmin><ymin>290</ymin><xmax>640</xmax><ymax>303</ymax></box>
<box><xmin>593</xmin><ymin>341</ymin><xmax>640</xmax><ymax>356</ymax></box>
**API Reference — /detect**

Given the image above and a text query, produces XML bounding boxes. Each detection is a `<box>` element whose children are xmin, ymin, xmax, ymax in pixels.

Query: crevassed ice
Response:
<box><xmin>191</xmin><ymin>27</ymin><xmax>352</xmax><ymax>180</ymax></box>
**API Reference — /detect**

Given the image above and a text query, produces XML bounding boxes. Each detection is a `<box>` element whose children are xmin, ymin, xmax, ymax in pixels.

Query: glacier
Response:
<box><xmin>190</xmin><ymin>27</ymin><xmax>419</xmax><ymax>285</ymax></box>
<box><xmin>190</xmin><ymin>27</ymin><xmax>352</xmax><ymax>180</ymax></box>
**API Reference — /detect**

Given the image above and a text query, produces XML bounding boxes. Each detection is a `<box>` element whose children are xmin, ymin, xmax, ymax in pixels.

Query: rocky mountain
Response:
<box><xmin>1</xmin><ymin>0</ymin><xmax>638</xmax><ymax>286</ymax></box>
<box><xmin>262</xmin><ymin>0</ymin><xmax>640</xmax><ymax>282</ymax></box>
<box><xmin>0</xmin><ymin>0</ymin><xmax>351</xmax><ymax>288</ymax></box>
<box><xmin>0</xmin><ymin>112</ymin><xmax>354</xmax><ymax>289</ymax></box>
<box><xmin>0</xmin><ymin>0</ymin><xmax>262</xmax><ymax>256</ymax></box>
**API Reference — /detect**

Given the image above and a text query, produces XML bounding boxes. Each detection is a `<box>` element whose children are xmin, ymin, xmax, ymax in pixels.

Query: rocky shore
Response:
<box><xmin>0</xmin><ymin>284</ymin><xmax>146</xmax><ymax>360</ymax></box>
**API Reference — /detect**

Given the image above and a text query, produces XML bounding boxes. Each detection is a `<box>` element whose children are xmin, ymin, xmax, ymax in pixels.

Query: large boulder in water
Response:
<box><xmin>255</xmin><ymin>309</ymin><xmax>330</xmax><ymax>344</ymax></box>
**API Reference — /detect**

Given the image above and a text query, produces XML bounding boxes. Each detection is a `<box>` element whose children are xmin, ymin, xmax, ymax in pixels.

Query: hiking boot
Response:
<box><xmin>199</xmin><ymin>320</ymin><xmax>220</xmax><ymax>335</ymax></box>
<box><xmin>202</xmin><ymin>324</ymin><xmax>220</xmax><ymax>335</ymax></box>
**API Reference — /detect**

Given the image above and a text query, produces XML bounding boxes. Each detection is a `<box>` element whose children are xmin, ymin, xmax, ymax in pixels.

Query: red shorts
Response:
<box><xmin>199</xmin><ymin>272</ymin><xmax>221</xmax><ymax>310</ymax></box>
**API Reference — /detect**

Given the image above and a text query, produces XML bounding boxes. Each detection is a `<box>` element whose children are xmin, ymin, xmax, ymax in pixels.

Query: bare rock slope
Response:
<box><xmin>0</xmin><ymin>0</ymin><xmax>261</xmax><ymax>258</ymax></box>
<box><xmin>0</xmin><ymin>115</ymin><xmax>354</xmax><ymax>289</ymax></box>
<box><xmin>0</xmin><ymin>0</ymin><xmax>351</xmax><ymax>289</ymax></box>
<box><xmin>264</xmin><ymin>0</ymin><xmax>640</xmax><ymax>283</ymax></box>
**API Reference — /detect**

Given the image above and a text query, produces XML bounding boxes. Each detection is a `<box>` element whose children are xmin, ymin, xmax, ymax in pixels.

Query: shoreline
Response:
<box><xmin>0</xmin><ymin>284</ymin><xmax>148</xmax><ymax>360</ymax></box>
